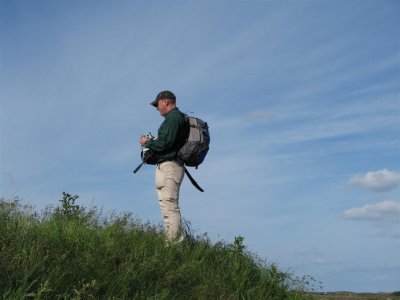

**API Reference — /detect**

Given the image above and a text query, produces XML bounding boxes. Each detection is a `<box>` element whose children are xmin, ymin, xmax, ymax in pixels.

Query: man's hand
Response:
<box><xmin>140</xmin><ymin>136</ymin><xmax>149</xmax><ymax>146</ymax></box>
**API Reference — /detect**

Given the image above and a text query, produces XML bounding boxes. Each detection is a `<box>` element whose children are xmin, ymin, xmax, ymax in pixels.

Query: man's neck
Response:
<box><xmin>163</xmin><ymin>106</ymin><xmax>177</xmax><ymax>117</ymax></box>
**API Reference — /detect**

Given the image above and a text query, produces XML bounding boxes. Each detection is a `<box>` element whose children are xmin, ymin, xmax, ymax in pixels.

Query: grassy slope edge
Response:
<box><xmin>0</xmin><ymin>193</ymin><xmax>316</xmax><ymax>299</ymax></box>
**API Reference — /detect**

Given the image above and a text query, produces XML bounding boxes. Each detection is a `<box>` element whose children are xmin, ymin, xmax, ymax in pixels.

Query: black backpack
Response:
<box><xmin>178</xmin><ymin>115</ymin><xmax>210</xmax><ymax>168</ymax></box>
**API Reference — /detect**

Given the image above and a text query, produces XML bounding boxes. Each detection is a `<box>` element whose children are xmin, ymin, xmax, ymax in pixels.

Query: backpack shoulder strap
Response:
<box><xmin>184</xmin><ymin>167</ymin><xmax>204</xmax><ymax>192</ymax></box>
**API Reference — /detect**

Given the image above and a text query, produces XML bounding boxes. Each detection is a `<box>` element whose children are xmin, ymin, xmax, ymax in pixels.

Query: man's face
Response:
<box><xmin>156</xmin><ymin>99</ymin><xmax>169</xmax><ymax>116</ymax></box>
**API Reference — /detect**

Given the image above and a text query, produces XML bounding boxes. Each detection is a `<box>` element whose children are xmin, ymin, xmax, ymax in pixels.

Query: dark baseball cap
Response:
<box><xmin>150</xmin><ymin>90</ymin><xmax>176</xmax><ymax>107</ymax></box>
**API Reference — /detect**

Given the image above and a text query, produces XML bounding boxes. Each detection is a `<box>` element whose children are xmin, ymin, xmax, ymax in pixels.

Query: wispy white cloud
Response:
<box><xmin>343</xmin><ymin>200</ymin><xmax>400</xmax><ymax>225</ymax></box>
<box><xmin>348</xmin><ymin>169</ymin><xmax>400</xmax><ymax>192</ymax></box>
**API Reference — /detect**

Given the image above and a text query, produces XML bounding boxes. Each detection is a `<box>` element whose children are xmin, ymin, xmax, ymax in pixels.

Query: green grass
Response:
<box><xmin>0</xmin><ymin>193</ymin><xmax>315</xmax><ymax>299</ymax></box>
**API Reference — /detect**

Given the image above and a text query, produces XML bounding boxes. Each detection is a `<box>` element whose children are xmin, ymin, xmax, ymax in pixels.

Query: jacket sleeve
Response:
<box><xmin>146</xmin><ymin>117</ymin><xmax>180</xmax><ymax>153</ymax></box>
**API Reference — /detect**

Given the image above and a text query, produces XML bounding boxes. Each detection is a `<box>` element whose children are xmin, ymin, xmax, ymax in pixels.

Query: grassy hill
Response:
<box><xmin>1</xmin><ymin>193</ymin><xmax>316</xmax><ymax>299</ymax></box>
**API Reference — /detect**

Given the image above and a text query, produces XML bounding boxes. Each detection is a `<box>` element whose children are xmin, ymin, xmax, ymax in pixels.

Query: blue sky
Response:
<box><xmin>1</xmin><ymin>0</ymin><xmax>399</xmax><ymax>293</ymax></box>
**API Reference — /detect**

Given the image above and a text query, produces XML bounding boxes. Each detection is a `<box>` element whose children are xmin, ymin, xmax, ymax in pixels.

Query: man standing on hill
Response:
<box><xmin>139</xmin><ymin>91</ymin><xmax>189</xmax><ymax>244</ymax></box>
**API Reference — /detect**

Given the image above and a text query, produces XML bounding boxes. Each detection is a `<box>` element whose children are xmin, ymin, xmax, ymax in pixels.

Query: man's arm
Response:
<box><xmin>145</xmin><ymin>117</ymin><xmax>181</xmax><ymax>152</ymax></box>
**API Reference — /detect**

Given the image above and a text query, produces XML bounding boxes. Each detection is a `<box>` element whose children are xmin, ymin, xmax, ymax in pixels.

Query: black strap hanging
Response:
<box><xmin>133</xmin><ymin>162</ymin><xmax>144</xmax><ymax>174</ymax></box>
<box><xmin>184</xmin><ymin>167</ymin><xmax>204</xmax><ymax>192</ymax></box>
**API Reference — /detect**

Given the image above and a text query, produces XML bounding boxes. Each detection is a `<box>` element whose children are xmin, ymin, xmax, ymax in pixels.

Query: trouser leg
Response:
<box><xmin>155</xmin><ymin>161</ymin><xmax>185</xmax><ymax>242</ymax></box>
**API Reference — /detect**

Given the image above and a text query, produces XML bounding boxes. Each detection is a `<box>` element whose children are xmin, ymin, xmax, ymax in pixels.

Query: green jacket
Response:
<box><xmin>145</xmin><ymin>107</ymin><xmax>189</xmax><ymax>164</ymax></box>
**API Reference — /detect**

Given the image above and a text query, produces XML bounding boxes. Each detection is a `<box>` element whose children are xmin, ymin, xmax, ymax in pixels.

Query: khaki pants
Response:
<box><xmin>155</xmin><ymin>160</ymin><xmax>185</xmax><ymax>243</ymax></box>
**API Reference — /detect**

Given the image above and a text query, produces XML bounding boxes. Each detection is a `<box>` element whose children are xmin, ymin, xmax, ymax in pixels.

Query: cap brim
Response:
<box><xmin>150</xmin><ymin>100</ymin><xmax>158</xmax><ymax>107</ymax></box>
